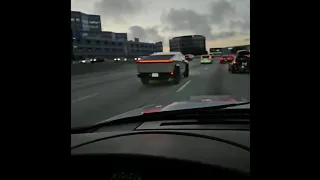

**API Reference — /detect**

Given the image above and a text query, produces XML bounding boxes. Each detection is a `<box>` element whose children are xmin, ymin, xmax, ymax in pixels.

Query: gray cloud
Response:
<box><xmin>160</xmin><ymin>8</ymin><xmax>214</xmax><ymax>40</ymax></box>
<box><xmin>160</xmin><ymin>0</ymin><xmax>250</xmax><ymax>41</ymax></box>
<box><xmin>129</xmin><ymin>26</ymin><xmax>165</xmax><ymax>43</ymax></box>
<box><xmin>208</xmin><ymin>0</ymin><xmax>236</xmax><ymax>24</ymax></box>
<box><xmin>94</xmin><ymin>0</ymin><xmax>143</xmax><ymax>21</ymax></box>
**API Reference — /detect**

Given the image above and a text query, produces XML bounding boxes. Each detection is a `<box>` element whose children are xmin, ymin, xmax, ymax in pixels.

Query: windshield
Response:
<box><xmin>71</xmin><ymin>0</ymin><xmax>250</xmax><ymax>128</ymax></box>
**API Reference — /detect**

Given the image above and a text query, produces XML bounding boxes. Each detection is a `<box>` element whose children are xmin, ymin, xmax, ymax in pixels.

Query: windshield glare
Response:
<box><xmin>71</xmin><ymin>1</ymin><xmax>250</xmax><ymax>128</ymax></box>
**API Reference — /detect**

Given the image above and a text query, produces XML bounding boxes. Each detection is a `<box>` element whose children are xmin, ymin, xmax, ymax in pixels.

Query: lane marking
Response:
<box><xmin>72</xmin><ymin>93</ymin><xmax>99</xmax><ymax>103</ymax></box>
<box><xmin>205</xmin><ymin>67</ymin><xmax>208</xmax><ymax>70</ymax></box>
<box><xmin>176</xmin><ymin>80</ymin><xmax>191</xmax><ymax>93</ymax></box>
<box><xmin>72</xmin><ymin>70</ymin><xmax>136</xmax><ymax>84</ymax></box>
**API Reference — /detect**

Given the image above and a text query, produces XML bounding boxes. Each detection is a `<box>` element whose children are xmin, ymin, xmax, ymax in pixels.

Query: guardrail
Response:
<box><xmin>71</xmin><ymin>60</ymin><xmax>136</xmax><ymax>75</ymax></box>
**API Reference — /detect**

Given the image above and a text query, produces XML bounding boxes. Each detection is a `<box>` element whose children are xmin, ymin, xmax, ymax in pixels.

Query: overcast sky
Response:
<box><xmin>71</xmin><ymin>0</ymin><xmax>250</xmax><ymax>52</ymax></box>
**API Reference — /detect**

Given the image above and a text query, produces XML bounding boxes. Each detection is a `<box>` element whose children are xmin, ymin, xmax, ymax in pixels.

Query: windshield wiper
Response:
<box><xmin>71</xmin><ymin>102</ymin><xmax>250</xmax><ymax>134</ymax></box>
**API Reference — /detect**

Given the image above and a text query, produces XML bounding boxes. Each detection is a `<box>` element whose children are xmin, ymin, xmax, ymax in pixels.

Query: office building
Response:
<box><xmin>71</xmin><ymin>11</ymin><xmax>162</xmax><ymax>60</ymax></box>
<box><xmin>169</xmin><ymin>35</ymin><xmax>206</xmax><ymax>55</ymax></box>
<box><xmin>125</xmin><ymin>38</ymin><xmax>162</xmax><ymax>57</ymax></box>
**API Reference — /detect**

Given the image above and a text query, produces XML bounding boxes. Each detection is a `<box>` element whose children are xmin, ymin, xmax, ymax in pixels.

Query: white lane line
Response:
<box><xmin>205</xmin><ymin>67</ymin><xmax>208</xmax><ymax>70</ymax></box>
<box><xmin>176</xmin><ymin>80</ymin><xmax>191</xmax><ymax>93</ymax></box>
<box><xmin>72</xmin><ymin>93</ymin><xmax>99</xmax><ymax>103</ymax></box>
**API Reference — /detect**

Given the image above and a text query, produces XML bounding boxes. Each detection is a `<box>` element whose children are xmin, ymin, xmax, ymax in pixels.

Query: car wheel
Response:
<box><xmin>173</xmin><ymin>67</ymin><xmax>181</xmax><ymax>84</ymax></box>
<box><xmin>184</xmin><ymin>65</ymin><xmax>189</xmax><ymax>77</ymax></box>
<box><xmin>141</xmin><ymin>78</ymin><xmax>149</xmax><ymax>85</ymax></box>
<box><xmin>231</xmin><ymin>68</ymin><xmax>235</xmax><ymax>73</ymax></box>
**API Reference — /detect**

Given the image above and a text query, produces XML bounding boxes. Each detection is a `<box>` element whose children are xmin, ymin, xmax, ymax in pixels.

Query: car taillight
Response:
<box><xmin>219</xmin><ymin>57</ymin><xmax>223</xmax><ymax>60</ymax></box>
<box><xmin>233</xmin><ymin>61</ymin><xmax>236</xmax><ymax>64</ymax></box>
<box><xmin>227</xmin><ymin>57</ymin><xmax>231</xmax><ymax>60</ymax></box>
<box><xmin>137</xmin><ymin>60</ymin><xmax>173</xmax><ymax>63</ymax></box>
<box><xmin>209</xmin><ymin>56</ymin><xmax>212</xmax><ymax>59</ymax></box>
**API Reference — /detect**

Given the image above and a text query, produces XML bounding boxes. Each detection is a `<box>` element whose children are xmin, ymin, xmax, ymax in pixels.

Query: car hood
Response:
<box><xmin>97</xmin><ymin>95</ymin><xmax>249</xmax><ymax>124</ymax></box>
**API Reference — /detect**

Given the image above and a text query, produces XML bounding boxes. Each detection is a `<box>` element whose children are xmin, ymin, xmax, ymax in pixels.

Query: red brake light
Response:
<box><xmin>137</xmin><ymin>60</ymin><xmax>173</xmax><ymax>63</ymax></box>
<box><xmin>227</xmin><ymin>57</ymin><xmax>231</xmax><ymax>60</ymax></box>
<box><xmin>233</xmin><ymin>60</ymin><xmax>236</xmax><ymax>64</ymax></box>
<box><xmin>219</xmin><ymin>57</ymin><xmax>223</xmax><ymax>60</ymax></box>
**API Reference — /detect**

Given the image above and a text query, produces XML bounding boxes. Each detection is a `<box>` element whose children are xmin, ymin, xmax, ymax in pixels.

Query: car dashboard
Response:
<box><xmin>71</xmin><ymin>120</ymin><xmax>250</xmax><ymax>179</ymax></box>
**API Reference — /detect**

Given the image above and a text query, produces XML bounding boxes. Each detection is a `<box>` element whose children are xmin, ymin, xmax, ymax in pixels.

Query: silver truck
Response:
<box><xmin>136</xmin><ymin>52</ymin><xmax>189</xmax><ymax>85</ymax></box>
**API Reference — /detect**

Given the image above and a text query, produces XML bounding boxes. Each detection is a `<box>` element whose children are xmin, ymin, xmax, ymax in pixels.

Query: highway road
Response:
<box><xmin>71</xmin><ymin>58</ymin><xmax>250</xmax><ymax>128</ymax></box>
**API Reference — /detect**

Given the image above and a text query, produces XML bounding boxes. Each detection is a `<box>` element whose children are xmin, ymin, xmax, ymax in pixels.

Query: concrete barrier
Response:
<box><xmin>71</xmin><ymin>60</ymin><xmax>136</xmax><ymax>76</ymax></box>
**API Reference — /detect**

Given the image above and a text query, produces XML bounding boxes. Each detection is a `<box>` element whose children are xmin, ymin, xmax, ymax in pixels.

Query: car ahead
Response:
<box><xmin>228</xmin><ymin>50</ymin><xmax>250</xmax><ymax>73</ymax></box>
<box><xmin>134</xmin><ymin>56</ymin><xmax>148</xmax><ymax>61</ymax></box>
<box><xmin>200</xmin><ymin>54</ymin><xmax>213</xmax><ymax>64</ymax></box>
<box><xmin>114</xmin><ymin>57</ymin><xmax>127</xmax><ymax>62</ymax></box>
<box><xmin>90</xmin><ymin>57</ymin><xmax>105</xmax><ymax>63</ymax></box>
<box><xmin>185</xmin><ymin>54</ymin><xmax>193</xmax><ymax>61</ymax></box>
<box><xmin>136</xmin><ymin>52</ymin><xmax>189</xmax><ymax>85</ymax></box>
<box><xmin>219</xmin><ymin>54</ymin><xmax>234</xmax><ymax>64</ymax></box>
<box><xmin>71</xmin><ymin>95</ymin><xmax>250</xmax><ymax>178</ymax></box>
<box><xmin>80</xmin><ymin>58</ymin><xmax>91</xmax><ymax>64</ymax></box>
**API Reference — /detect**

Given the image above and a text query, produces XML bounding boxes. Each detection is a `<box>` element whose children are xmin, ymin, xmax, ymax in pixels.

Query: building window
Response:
<box><xmin>87</xmin><ymin>40</ymin><xmax>91</xmax><ymax>44</ymax></box>
<box><xmin>104</xmin><ymin>41</ymin><xmax>108</xmax><ymax>45</ymax></box>
<box><xmin>104</xmin><ymin>48</ymin><xmax>109</xmax><ymax>52</ymax></box>
<box><xmin>76</xmin><ymin>18</ymin><xmax>80</xmax><ymax>22</ymax></box>
<box><xmin>96</xmin><ymin>48</ymin><xmax>101</xmax><ymax>51</ymax></box>
<box><xmin>87</xmin><ymin>48</ymin><xmax>92</xmax><ymax>52</ymax></box>
<box><xmin>96</xmin><ymin>40</ymin><xmax>100</xmax><ymax>44</ymax></box>
<box><xmin>71</xmin><ymin>18</ymin><xmax>75</xmax><ymax>21</ymax></box>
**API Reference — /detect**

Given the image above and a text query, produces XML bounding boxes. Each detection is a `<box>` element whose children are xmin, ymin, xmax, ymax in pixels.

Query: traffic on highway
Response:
<box><xmin>71</xmin><ymin>0</ymin><xmax>250</xmax><ymax>177</ymax></box>
<box><xmin>71</xmin><ymin>53</ymin><xmax>250</xmax><ymax>128</ymax></box>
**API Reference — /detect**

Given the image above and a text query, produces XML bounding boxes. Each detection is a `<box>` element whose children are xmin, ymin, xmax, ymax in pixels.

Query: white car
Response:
<box><xmin>136</xmin><ymin>52</ymin><xmax>189</xmax><ymax>85</ymax></box>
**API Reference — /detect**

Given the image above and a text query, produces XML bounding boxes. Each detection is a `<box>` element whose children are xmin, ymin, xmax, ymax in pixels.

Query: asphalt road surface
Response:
<box><xmin>71</xmin><ymin>58</ymin><xmax>250</xmax><ymax>127</ymax></box>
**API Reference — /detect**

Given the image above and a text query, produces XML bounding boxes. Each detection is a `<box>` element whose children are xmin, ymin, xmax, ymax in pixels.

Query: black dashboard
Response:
<box><xmin>71</xmin><ymin>120</ymin><xmax>250</xmax><ymax>179</ymax></box>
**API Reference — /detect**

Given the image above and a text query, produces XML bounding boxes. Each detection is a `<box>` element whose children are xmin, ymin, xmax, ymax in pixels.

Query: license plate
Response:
<box><xmin>242</xmin><ymin>62</ymin><xmax>247</xmax><ymax>66</ymax></box>
<box><xmin>151</xmin><ymin>73</ymin><xmax>159</xmax><ymax>77</ymax></box>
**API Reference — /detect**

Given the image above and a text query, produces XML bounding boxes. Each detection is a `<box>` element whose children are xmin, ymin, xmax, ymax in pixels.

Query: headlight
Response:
<box><xmin>124</xmin><ymin>58</ymin><xmax>127</xmax><ymax>60</ymax></box>
<box><xmin>118</xmin><ymin>58</ymin><xmax>120</xmax><ymax>60</ymax></box>
<box><xmin>114</xmin><ymin>58</ymin><xmax>117</xmax><ymax>60</ymax></box>
<box><xmin>134</xmin><ymin>58</ymin><xmax>137</xmax><ymax>60</ymax></box>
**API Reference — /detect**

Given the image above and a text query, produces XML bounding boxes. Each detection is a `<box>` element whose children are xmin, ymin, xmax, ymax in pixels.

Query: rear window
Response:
<box><xmin>145</xmin><ymin>55</ymin><xmax>175</xmax><ymax>60</ymax></box>
<box><xmin>238</xmin><ymin>51</ymin><xmax>250</xmax><ymax>56</ymax></box>
<box><xmin>202</xmin><ymin>55</ymin><xmax>210</xmax><ymax>58</ymax></box>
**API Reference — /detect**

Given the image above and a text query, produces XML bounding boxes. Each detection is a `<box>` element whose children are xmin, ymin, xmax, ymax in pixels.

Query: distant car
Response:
<box><xmin>80</xmin><ymin>58</ymin><xmax>91</xmax><ymax>64</ymax></box>
<box><xmin>114</xmin><ymin>57</ymin><xmax>127</xmax><ymax>62</ymax></box>
<box><xmin>228</xmin><ymin>50</ymin><xmax>250</xmax><ymax>73</ymax></box>
<box><xmin>91</xmin><ymin>57</ymin><xmax>105</xmax><ymax>63</ymax></box>
<box><xmin>185</xmin><ymin>54</ymin><xmax>193</xmax><ymax>61</ymax></box>
<box><xmin>136</xmin><ymin>52</ymin><xmax>189</xmax><ymax>85</ymax></box>
<box><xmin>134</xmin><ymin>56</ymin><xmax>148</xmax><ymax>61</ymax></box>
<box><xmin>219</xmin><ymin>55</ymin><xmax>234</xmax><ymax>64</ymax></box>
<box><xmin>200</xmin><ymin>54</ymin><xmax>213</xmax><ymax>64</ymax></box>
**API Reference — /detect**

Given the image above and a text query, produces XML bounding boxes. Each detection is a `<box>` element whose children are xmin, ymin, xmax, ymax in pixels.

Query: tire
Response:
<box><xmin>231</xmin><ymin>68</ymin><xmax>235</xmax><ymax>74</ymax></box>
<box><xmin>173</xmin><ymin>67</ymin><xmax>181</xmax><ymax>84</ymax></box>
<box><xmin>184</xmin><ymin>65</ymin><xmax>189</xmax><ymax>77</ymax></box>
<box><xmin>141</xmin><ymin>78</ymin><xmax>149</xmax><ymax>85</ymax></box>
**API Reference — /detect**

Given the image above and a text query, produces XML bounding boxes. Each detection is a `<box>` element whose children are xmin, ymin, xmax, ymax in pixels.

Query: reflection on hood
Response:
<box><xmin>98</xmin><ymin>95</ymin><xmax>249</xmax><ymax>124</ymax></box>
